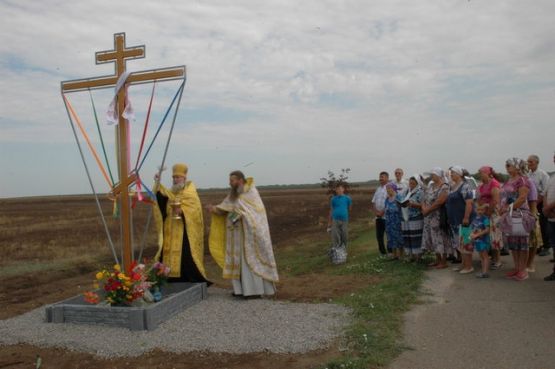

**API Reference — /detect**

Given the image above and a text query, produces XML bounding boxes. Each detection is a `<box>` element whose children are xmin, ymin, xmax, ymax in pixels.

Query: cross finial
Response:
<box><xmin>95</xmin><ymin>33</ymin><xmax>145</xmax><ymax>78</ymax></box>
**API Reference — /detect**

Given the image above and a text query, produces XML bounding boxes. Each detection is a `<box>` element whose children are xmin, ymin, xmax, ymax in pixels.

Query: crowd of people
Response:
<box><xmin>329</xmin><ymin>153</ymin><xmax>555</xmax><ymax>281</ymax></box>
<box><xmin>156</xmin><ymin>153</ymin><xmax>555</xmax><ymax>298</ymax></box>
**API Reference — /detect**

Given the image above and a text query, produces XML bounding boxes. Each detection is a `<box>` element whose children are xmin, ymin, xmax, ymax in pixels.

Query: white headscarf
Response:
<box><xmin>450</xmin><ymin>165</ymin><xmax>464</xmax><ymax>177</ymax></box>
<box><xmin>410</xmin><ymin>174</ymin><xmax>424</xmax><ymax>188</ymax></box>
<box><xmin>431</xmin><ymin>167</ymin><xmax>444</xmax><ymax>178</ymax></box>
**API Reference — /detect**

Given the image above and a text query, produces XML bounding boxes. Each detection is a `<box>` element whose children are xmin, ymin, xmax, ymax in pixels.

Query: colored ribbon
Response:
<box><xmin>137</xmin><ymin>81</ymin><xmax>185</xmax><ymax>172</ymax></box>
<box><xmin>89</xmin><ymin>89</ymin><xmax>115</xmax><ymax>185</ymax></box>
<box><xmin>63</xmin><ymin>94</ymin><xmax>113</xmax><ymax>188</ymax></box>
<box><xmin>135</xmin><ymin>82</ymin><xmax>156</xmax><ymax>170</ymax></box>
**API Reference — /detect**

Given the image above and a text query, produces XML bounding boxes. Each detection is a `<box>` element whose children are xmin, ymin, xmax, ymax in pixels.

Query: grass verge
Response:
<box><xmin>277</xmin><ymin>220</ymin><xmax>428</xmax><ymax>369</ymax></box>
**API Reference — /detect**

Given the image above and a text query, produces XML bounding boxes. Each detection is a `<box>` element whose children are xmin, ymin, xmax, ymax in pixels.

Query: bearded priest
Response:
<box><xmin>207</xmin><ymin>170</ymin><xmax>278</xmax><ymax>297</ymax></box>
<box><xmin>153</xmin><ymin>163</ymin><xmax>210</xmax><ymax>284</ymax></box>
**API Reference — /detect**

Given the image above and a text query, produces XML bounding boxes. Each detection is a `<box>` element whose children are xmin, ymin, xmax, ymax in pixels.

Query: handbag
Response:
<box><xmin>458</xmin><ymin>225</ymin><xmax>474</xmax><ymax>252</ymax></box>
<box><xmin>329</xmin><ymin>244</ymin><xmax>347</xmax><ymax>265</ymax></box>
<box><xmin>509</xmin><ymin>216</ymin><xmax>528</xmax><ymax>236</ymax></box>
<box><xmin>506</xmin><ymin>204</ymin><xmax>535</xmax><ymax>236</ymax></box>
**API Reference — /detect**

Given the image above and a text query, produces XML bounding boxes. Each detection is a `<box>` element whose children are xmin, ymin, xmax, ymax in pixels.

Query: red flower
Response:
<box><xmin>126</xmin><ymin>260</ymin><xmax>138</xmax><ymax>275</ymax></box>
<box><xmin>83</xmin><ymin>291</ymin><xmax>100</xmax><ymax>304</ymax></box>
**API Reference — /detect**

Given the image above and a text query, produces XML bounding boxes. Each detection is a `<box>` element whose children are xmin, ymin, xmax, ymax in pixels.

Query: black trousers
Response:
<box><xmin>538</xmin><ymin>202</ymin><xmax>549</xmax><ymax>249</ymax></box>
<box><xmin>375</xmin><ymin>217</ymin><xmax>387</xmax><ymax>254</ymax></box>
<box><xmin>547</xmin><ymin>221</ymin><xmax>555</xmax><ymax>272</ymax></box>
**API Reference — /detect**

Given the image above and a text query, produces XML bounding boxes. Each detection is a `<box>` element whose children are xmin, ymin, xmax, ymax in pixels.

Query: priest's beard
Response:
<box><xmin>171</xmin><ymin>182</ymin><xmax>185</xmax><ymax>194</ymax></box>
<box><xmin>229</xmin><ymin>184</ymin><xmax>244</xmax><ymax>201</ymax></box>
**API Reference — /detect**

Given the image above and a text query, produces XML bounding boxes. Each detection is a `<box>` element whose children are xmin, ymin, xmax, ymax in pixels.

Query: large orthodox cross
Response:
<box><xmin>61</xmin><ymin>32</ymin><xmax>185</xmax><ymax>270</ymax></box>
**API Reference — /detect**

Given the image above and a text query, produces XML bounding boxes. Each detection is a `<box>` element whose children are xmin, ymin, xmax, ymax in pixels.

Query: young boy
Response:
<box><xmin>328</xmin><ymin>184</ymin><xmax>353</xmax><ymax>264</ymax></box>
<box><xmin>471</xmin><ymin>203</ymin><xmax>492</xmax><ymax>278</ymax></box>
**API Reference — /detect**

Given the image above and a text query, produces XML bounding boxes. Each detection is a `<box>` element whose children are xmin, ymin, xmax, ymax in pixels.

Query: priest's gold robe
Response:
<box><xmin>153</xmin><ymin>181</ymin><xmax>208</xmax><ymax>281</ymax></box>
<box><xmin>209</xmin><ymin>178</ymin><xmax>278</xmax><ymax>295</ymax></box>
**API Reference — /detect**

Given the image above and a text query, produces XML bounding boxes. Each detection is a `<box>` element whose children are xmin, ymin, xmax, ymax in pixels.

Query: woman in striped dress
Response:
<box><xmin>401</xmin><ymin>176</ymin><xmax>424</xmax><ymax>262</ymax></box>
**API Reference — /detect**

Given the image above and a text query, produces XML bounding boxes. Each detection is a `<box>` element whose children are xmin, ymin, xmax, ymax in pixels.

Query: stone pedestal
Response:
<box><xmin>45</xmin><ymin>282</ymin><xmax>207</xmax><ymax>331</ymax></box>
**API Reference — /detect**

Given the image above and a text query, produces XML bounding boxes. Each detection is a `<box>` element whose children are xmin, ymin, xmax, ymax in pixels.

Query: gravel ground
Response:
<box><xmin>0</xmin><ymin>288</ymin><xmax>351</xmax><ymax>358</ymax></box>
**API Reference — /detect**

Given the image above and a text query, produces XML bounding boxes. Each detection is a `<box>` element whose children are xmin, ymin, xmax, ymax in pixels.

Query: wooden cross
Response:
<box><xmin>62</xmin><ymin>32</ymin><xmax>185</xmax><ymax>270</ymax></box>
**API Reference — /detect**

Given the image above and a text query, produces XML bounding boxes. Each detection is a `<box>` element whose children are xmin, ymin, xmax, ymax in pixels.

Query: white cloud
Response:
<box><xmin>1</xmin><ymin>0</ymin><xmax>555</xmax><ymax>197</ymax></box>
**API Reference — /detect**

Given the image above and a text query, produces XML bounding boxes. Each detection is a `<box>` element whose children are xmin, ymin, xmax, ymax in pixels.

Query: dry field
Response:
<box><xmin>0</xmin><ymin>186</ymin><xmax>376</xmax><ymax>369</ymax></box>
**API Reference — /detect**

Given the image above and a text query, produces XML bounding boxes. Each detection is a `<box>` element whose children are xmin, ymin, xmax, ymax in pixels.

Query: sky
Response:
<box><xmin>1</xmin><ymin>0</ymin><xmax>554</xmax><ymax>198</ymax></box>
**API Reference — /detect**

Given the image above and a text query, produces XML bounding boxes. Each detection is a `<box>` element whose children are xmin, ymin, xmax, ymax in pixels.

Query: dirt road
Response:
<box><xmin>389</xmin><ymin>256</ymin><xmax>555</xmax><ymax>369</ymax></box>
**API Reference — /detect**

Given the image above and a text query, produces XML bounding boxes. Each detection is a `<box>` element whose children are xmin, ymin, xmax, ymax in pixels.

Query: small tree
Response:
<box><xmin>320</xmin><ymin>168</ymin><xmax>351</xmax><ymax>195</ymax></box>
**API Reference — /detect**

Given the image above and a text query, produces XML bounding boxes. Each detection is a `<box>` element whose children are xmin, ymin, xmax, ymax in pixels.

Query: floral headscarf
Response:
<box><xmin>385</xmin><ymin>182</ymin><xmax>398</xmax><ymax>192</ymax></box>
<box><xmin>505</xmin><ymin>157</ymin><xmax>528</xmax><ymax>175</ymax></box>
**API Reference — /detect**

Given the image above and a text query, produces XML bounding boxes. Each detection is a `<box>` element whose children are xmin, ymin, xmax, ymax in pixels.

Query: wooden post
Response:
<box><xmin>61</xmin><ymin>33</ymin><xmax>185</xmax><ymax>270</ymax></box>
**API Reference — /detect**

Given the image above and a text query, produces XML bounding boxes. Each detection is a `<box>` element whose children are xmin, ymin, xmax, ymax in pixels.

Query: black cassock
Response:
<box><xmin>156</xmin><ymin>192</ymin><xmax>211</xmax><ymax>285</ymax></box>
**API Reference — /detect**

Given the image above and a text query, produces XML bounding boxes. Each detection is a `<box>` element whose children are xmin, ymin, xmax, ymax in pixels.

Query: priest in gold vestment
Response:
<box><xmin>153</xmin><ymin>163</ymin><xmax>210</xmax><ymax>284</ymax></box>
<box><xmin>208</xmin><ymin>170</ymin><xmax>278</xmax><ymax>297</ymax></box>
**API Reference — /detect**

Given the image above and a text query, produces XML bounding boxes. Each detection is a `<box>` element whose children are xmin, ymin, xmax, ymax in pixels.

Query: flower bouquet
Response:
<box><xmin>147</xmin><ymin>261</ymin><xmax>171</xmax><ymax>287</ymax></box>
<box><xmin>84</xmin><ymin>262</ymin><xmax>152</xmax><ymax>306</ymax></box>
<box><xmin>146</xmin><ymin>261</ymin><xmax>171</xmax><ymax>302</ymax></box>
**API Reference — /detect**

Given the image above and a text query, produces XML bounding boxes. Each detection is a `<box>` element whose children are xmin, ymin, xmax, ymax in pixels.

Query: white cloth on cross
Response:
<box><xmin>106</xmin><ymin>71</ymin><xmax>135</xmax><ymax>125</ymax></box>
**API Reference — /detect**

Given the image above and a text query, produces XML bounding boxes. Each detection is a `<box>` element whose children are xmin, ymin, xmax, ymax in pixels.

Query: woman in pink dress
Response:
<box><xmin>500</xmin><ymin>158</ymin><xmax>534</xmax><ymax>281</ymax></box>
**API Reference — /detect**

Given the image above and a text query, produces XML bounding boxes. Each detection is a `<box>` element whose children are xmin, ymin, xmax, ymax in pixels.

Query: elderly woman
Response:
<box><xmin>446</xmin><ymin>166</ymin><xmax>476</xmax><ymax>274</ymax></box>
<box><xmin>401</xmin><ymin>175</ymin><xmax>425</xmax><ymax>262</ymax></box>
<box><xmin>384</xmin><ymin>182</ymin><xmax>404</xmax><ymax>260</ymax></box>
<box><xmin>421</xmin><ymin>168</ymin><xmax>451</xmax><ymax>269</ymax></box>
<box><xmin>500</xmin><ymin>158</ymin><xmax>534</xmax><ymax>281</ymax></box>
<box><xmin>477</xmin><ymin>166</ymin><xmax>503</xmax><ymax>269</ymax></box>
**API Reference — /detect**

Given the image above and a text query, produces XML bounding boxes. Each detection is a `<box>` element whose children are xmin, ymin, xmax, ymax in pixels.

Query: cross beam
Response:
<box><xmin>61</xmin><ymin>67</ymin><xmax>185</xmax><ymax>92</ymax></box>
<box><xmin>110</xmin><ymin>173</ymin><xmax>138</xmax><ymax>198</ymax></box>
<box><xmin>61</xmin><ymin>33</ymin><xmax>185</xmax><ymax>270</ymax></box>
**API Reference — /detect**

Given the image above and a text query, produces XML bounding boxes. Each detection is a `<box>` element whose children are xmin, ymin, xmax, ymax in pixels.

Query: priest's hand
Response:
<box><xmin>206</xmin><ymin>204</ymin><xmax>224</xmax><ymax>215</ymax></box>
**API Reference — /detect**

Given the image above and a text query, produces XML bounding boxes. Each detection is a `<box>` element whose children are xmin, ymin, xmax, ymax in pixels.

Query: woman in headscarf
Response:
<box><xmin>500</xmin><ymin>158</ymin><xmax>534</xmax><ymax>281</ymax></box>
<box><xmin>384</xmin><ymin>182</ymin><xmax>404</xmax><ymax>260</ymax></box>
<box><xmin>446</xmin><ymin>166</ymin><xmax>476</xmax><ymax>274</ymax></box>
<box><xmin>401</xmin><ymin>175</ymin><xmax>425</xmax><ymax>262</ymax></box>
<box><xmin>421</xmin><ymin>167</ymin><xmax>452</xmax><ymax>269</ymax></box>
<box><xmin>477</xmin><ymin>166</ymin><xmax>503</xmax><ymax>269</ymax></box>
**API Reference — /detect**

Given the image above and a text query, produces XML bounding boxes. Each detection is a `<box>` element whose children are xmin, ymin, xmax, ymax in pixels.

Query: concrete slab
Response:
<box><xmin>45</xmin><ymin>282</ymin><xmax>206</xmax><ymax>331</ymax></box>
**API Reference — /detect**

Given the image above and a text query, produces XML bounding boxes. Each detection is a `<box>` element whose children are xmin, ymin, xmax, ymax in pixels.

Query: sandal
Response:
<box><xmin>490</xmin><ymin>262</ymin><xmax>503</xmax><ymax>270</ymax></box>
<box><xmin>459</xmin><ymin>268</ymin><xmax>474</xmax><ymax>274</ymax></box>
<box><xmin>513</xmin><ymin>272</ymin><xmax>529</xmax><ymax>281</ymax></box>
<box><xmin>505</xmin><ymin>270</ymin><xmax>518</xmax><ymax>278</ymax></box>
